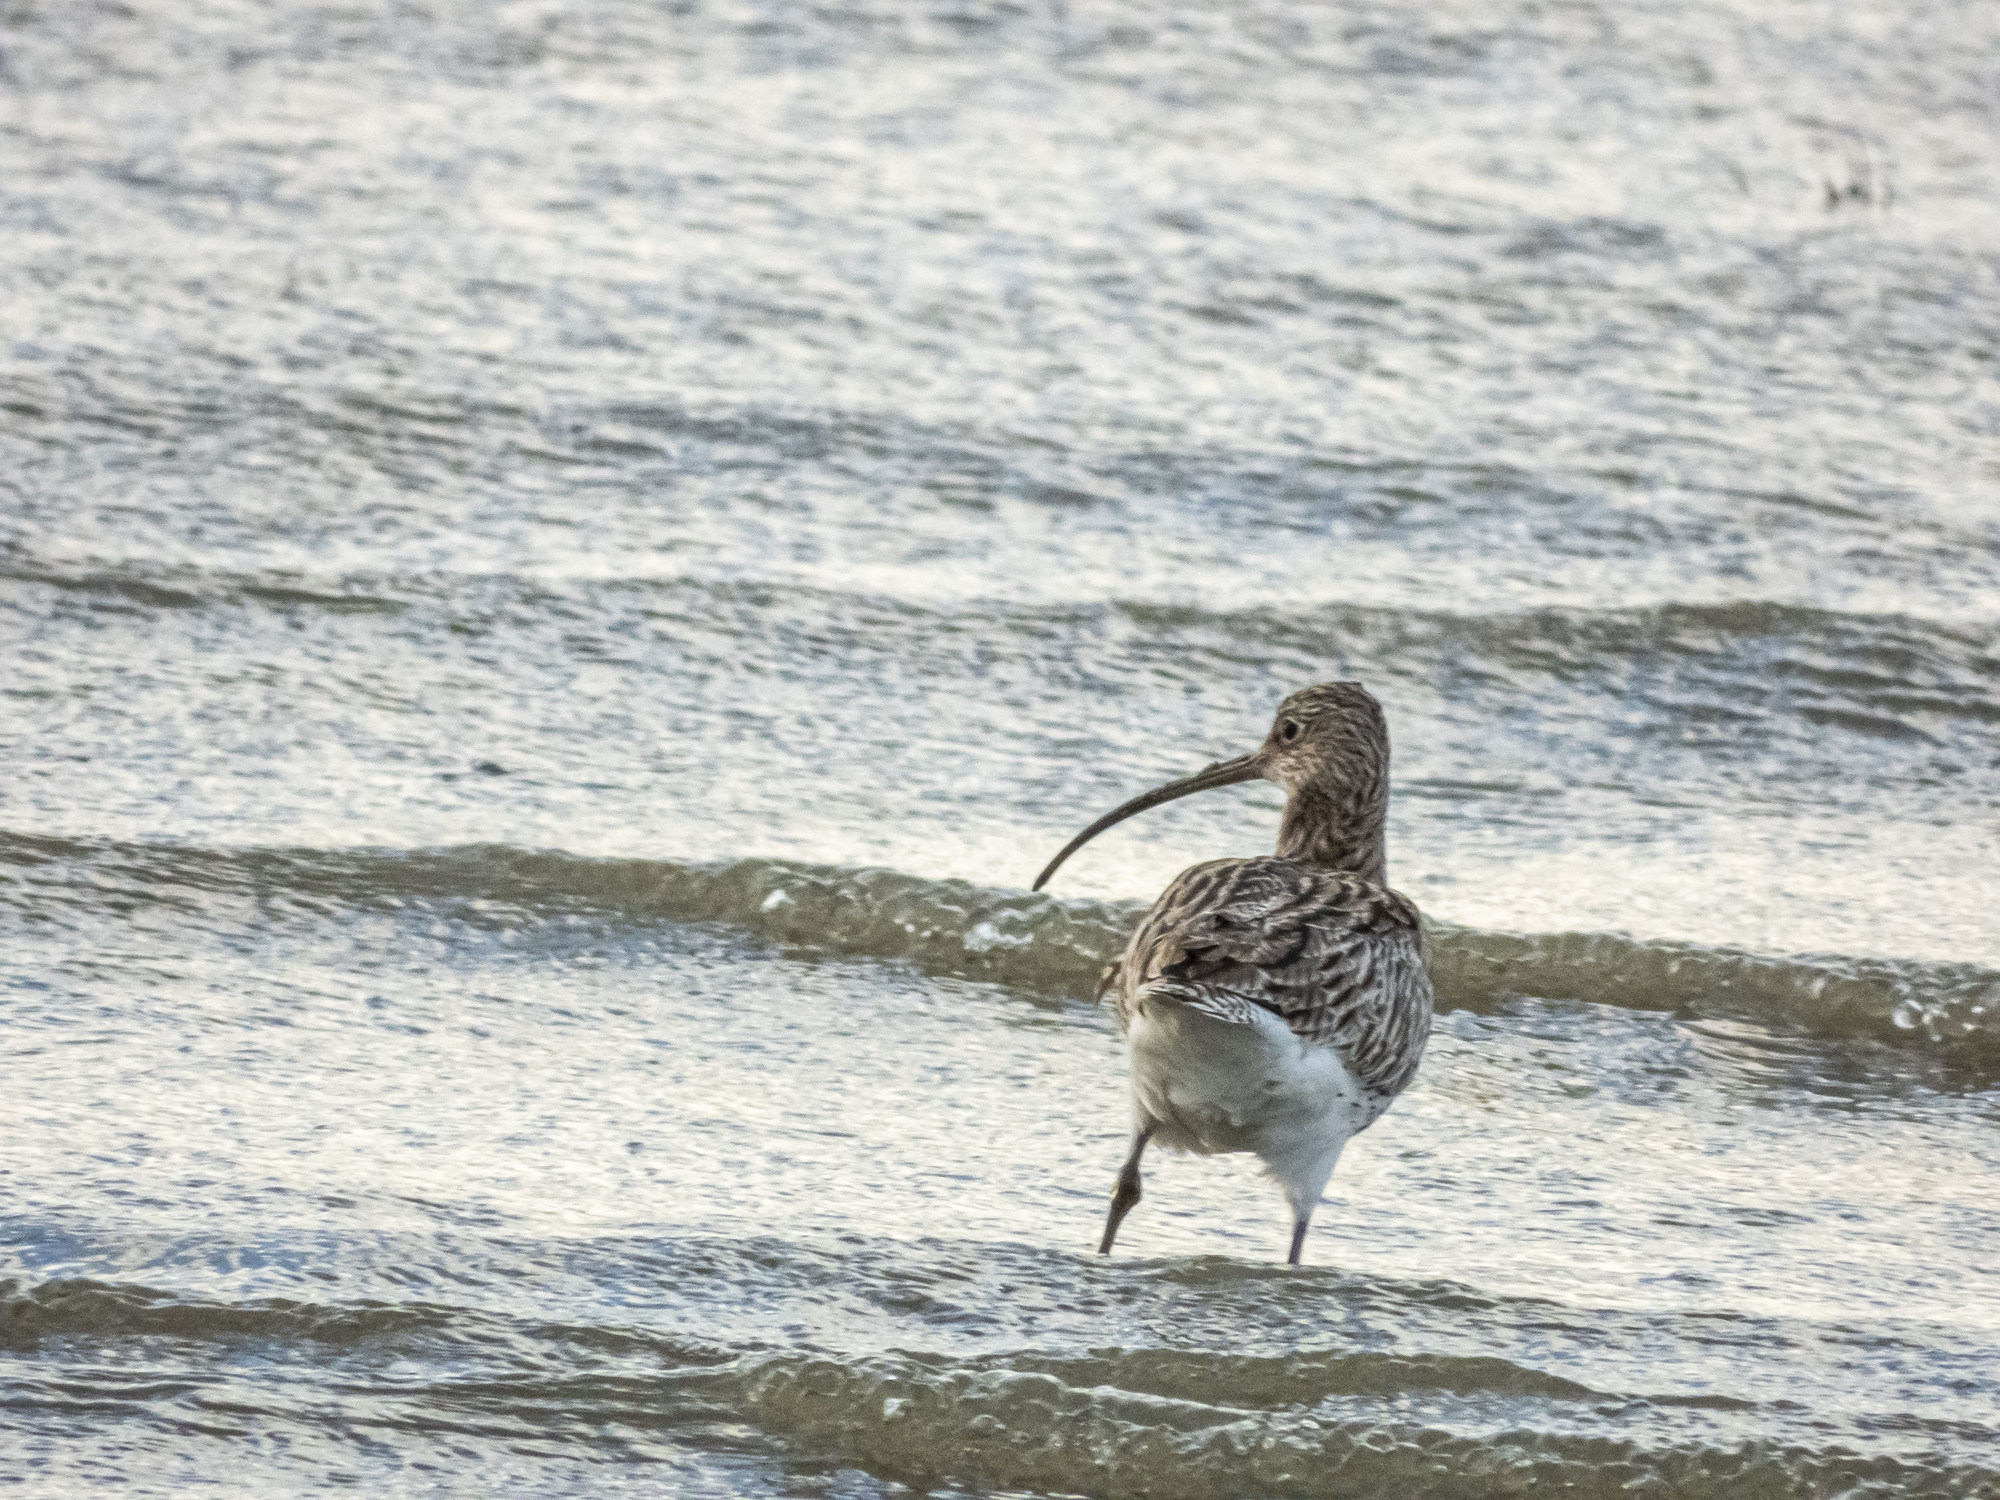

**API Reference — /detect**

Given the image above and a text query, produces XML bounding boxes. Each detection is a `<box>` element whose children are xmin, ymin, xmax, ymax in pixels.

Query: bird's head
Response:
<box><xmin>1255</xmin><ymin>682</ymin><xmax>1389</xmax><ymax>799</ymax></box>
<box><xmin>1031</xmin><ymin>681</ymin><xmax>1390</xmax><ymax>891</ymax></box>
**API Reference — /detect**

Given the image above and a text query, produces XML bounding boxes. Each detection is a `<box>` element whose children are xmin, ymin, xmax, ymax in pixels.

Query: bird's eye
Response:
<box><xmin>1279</xmin><ymin>719</ymin><xmax>1303</xmax><ymax>744</ymax></box>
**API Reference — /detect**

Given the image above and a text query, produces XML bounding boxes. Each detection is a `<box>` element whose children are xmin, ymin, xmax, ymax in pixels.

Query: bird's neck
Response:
<box><xmin>1275</xmin><ymin>780</ymin><xmax>1388</xmax><ymax>885</ymax></box>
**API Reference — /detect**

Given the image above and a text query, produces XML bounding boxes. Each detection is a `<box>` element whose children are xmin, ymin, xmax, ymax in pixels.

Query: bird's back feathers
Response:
<box><xmin>1101</xmin><ymin>856</ymin><xmax>1433</xmax><ymax>1099</ymax></box>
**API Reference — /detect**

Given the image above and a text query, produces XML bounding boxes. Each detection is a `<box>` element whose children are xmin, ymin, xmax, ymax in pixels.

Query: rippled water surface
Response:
<box><xmin>3</xmin><ymin>2</ymin><xmax>1998</xmax><ymax>1495</ymax></box>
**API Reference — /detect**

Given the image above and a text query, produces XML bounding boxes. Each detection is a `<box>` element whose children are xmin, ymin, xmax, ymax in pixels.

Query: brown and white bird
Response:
<box><xmin>1034</xmin><ymin>683</ymin><xmax>1432</xmax><ymax>1266</ymax></box>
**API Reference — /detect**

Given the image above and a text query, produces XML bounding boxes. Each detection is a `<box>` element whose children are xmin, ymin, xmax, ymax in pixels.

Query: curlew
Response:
<box><xmin>1034</xmin><ymin>683</ymin><xmax>1433</xmax><ymax>1265</ymax></box>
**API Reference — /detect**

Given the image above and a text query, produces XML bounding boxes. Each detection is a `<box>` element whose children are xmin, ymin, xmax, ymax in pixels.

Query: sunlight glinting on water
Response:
<box><xmin>4</xmin><ymin>1</ymin><xmax>1999</xmax><ymax>1496</ymax></box>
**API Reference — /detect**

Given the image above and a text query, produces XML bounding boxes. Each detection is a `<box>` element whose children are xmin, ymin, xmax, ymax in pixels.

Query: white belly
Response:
<box><xmin>1127</xmin><ymin>992</ymin><xmax>1386</xmax><ymax>1214</ymax></box>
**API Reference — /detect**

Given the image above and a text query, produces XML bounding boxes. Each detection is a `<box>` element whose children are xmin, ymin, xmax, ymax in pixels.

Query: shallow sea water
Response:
<box><xmin>2</xmin><ymin>1</ymin><xmax>1998</xmax><ymax>1495</ymax></box>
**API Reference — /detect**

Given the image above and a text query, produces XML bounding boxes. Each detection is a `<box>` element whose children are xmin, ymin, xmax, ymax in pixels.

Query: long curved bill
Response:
<box><xmin>1032</xmin><ymin>752</ymin><xmax>1267</xmax><ymax>892</ymax></box>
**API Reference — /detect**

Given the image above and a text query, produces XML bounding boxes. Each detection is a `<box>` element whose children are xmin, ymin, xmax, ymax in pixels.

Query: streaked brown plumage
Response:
<box><xmin>1035</xmin><ymin>682</ymin><xmax>1433</xmax><ymax>1265</ymax></box>
<box><xmin>1104</xmin><ymin>857</ymin><xmax>1431</xmax><ymax>1096</ymax></box>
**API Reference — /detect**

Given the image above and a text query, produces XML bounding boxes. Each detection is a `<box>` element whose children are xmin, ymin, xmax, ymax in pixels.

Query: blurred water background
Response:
<box><xmin>2</xmin><ymin>1</ymin><xmax>1998</xmax><ymax>1494</ymax></box>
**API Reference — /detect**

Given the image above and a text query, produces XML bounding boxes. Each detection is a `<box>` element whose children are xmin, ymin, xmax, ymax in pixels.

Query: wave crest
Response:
<box><xmin>6</xmin><ymin>832</ymin><xmax>1996</xmax><ymax>1067</ymax></box>
<box><xmin>740</xmin><ymin>1349</ymin><xmax>1995</xmax><ymax>1500</ymax></box>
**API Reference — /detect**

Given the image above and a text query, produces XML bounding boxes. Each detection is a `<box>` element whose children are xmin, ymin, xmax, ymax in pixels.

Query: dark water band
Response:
<box><xmin>7</xmin><ymin>831</ymin><xmax>1995</xmax><ymax>1071</ymax></box>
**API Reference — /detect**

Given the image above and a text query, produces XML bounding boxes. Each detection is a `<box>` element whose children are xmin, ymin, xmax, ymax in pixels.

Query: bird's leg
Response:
<box><xmin>1281</xmin><ymin>1150</ymin><xmax>1343</xmax><ymax>1266</ymax></box>
<box><xmin>1287</xmin><ymin>1217</ymin><xmax>1311</xmax><ymax>1266</ymax></box>
<box><xmin>1099</xmin><ymin>1126</ymin><xmax>1154</xmax><ymax>1255</ymax></box>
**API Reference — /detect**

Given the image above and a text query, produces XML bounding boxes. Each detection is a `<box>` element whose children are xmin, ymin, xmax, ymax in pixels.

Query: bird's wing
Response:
<box><xmin>1114</xmin><ymin>856</ymin><xmax>1433</xmax><ymax>1098</ymax></box>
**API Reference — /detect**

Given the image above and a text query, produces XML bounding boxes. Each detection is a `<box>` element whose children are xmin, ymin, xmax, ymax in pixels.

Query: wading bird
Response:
<box><xmin>1034</xmin><ymin>683</ymin><xmax>1432</xmax><ymax>1266</ymax></box>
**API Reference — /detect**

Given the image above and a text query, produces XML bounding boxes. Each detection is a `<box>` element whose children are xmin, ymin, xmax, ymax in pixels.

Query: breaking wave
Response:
<box><xmin>739</xmin><ymin>1349</ymin><xmax>1999</xmax><ymax>1500</ymax></box>
<box><xmin>5</xmin><ymin>1274</ymin><xmax>1994</xmax><ymax>1500</ymax></box>
<box><xmin>5</xmin><ymin>831</ymin><xmax>1995</xmax><ymax>1067</ymax></box>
